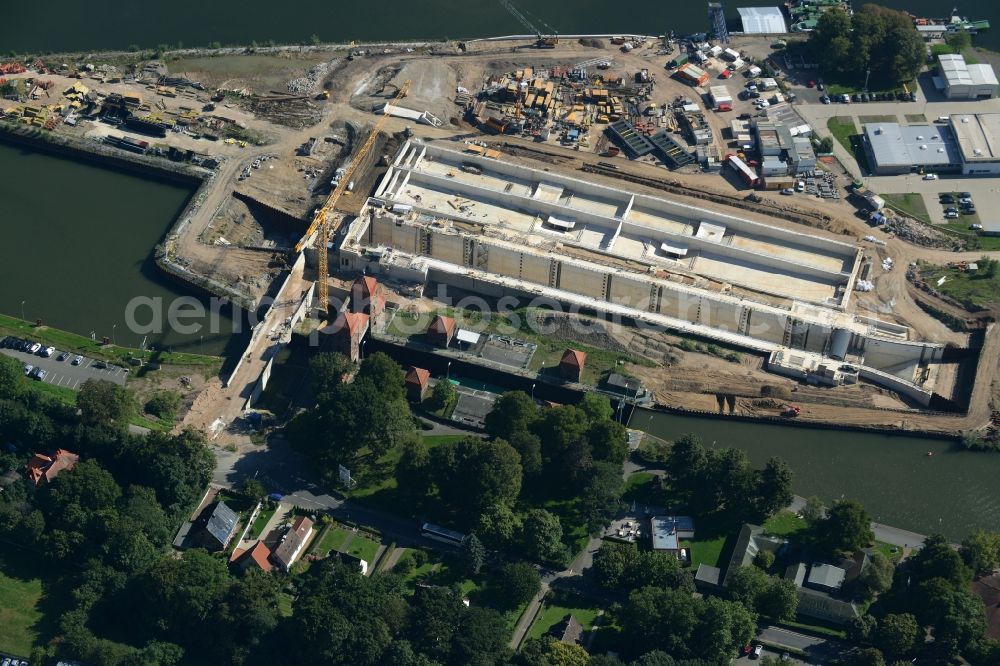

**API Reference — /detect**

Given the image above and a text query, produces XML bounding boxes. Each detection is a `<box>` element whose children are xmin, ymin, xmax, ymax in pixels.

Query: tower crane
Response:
<box><xmin>498</xmin><ymin>0</ymin><xmax>559</xmax><ymax>48</ymax></box>
<box><xmin>295</xmin><ymin>80</ymin><xmax>411</xmax><ymax>316</ymax></box>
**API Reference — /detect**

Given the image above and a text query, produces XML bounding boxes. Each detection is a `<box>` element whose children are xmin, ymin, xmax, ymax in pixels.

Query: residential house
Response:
<box><xmin>230</xmin><ymin>541</ymin><xmax>273</xmax><ymax>574</ymax></box>
<box><xmin>651</xmin><ymin>516</ymin><xmax>696</xmax><ymax>558</ymax></box>
<box><xmin>271</xmin><ymin>516</ymin><xmax>315</xmax><ymax>571</ymax></box>
<box><xmin>427</xmin><ymin>315</ymin><xmax>456</xmax><ymax>348</ymax></box>
<box><xmin>550</xmin><ymin>614</ymin><xmax>584</xmax><ymax>645</ymax></box>
<box><xmin>971</xmin><ymin>572</ymin><xmax>1000</xmax><ymax>639</ymax></box>
<box><xmin>25</xmin><ymin>448</ymin><xmax>79</xmax><ymax>486</ymax></box>
<box><xmin>405</xmin><ymin>366</ymin><xmax>431</xmax><ymax>402</ymax></box>
<box><xmin>559</xmin><ymin>349</ymin><xmax>586</xmax><ymax>382</ymax></box>
<box><xmin>191</xmin><ymin>501</ymin><xmax>239</xmax><ymax>552</ymax></box>
<box><xmin>350</xmin><ymin>275</ymin><xmax>386</xmax><ymax>329</ymax></box>
<box><xmin>332</xmin><ymin>550</ymin><xmax>369</xmax><ymax>576</ymax></box>
<box><xmin>806</xmin><ymin>563</ymin><xmax>847</xmax><ymax>593</ymax></box>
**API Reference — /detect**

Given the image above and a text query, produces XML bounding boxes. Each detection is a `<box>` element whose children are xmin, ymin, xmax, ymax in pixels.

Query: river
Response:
<box><xmin>632</xmin><ymin>408</ymin><xmax>1000</xmax><ymax>541</ymax></box>
<box><xmin>1</xmin><ymin>1</ymin><xmax>997</xmax><ymax>53</ymax></box>
<box><xmin>0</xmin><ymin>141</ymin><xmax>243</xmax><ymax>356</ymax></box>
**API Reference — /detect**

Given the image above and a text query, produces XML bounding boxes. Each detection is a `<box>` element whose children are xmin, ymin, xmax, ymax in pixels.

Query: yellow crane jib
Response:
<box><xmin>296</xmin><ymin>79</ymin><xmax>411</xmax><ymax>315</ymax></box>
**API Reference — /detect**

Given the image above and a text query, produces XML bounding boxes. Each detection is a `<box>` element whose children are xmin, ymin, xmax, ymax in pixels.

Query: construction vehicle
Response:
<box><xmin>294</xmin><ymin>80</ymin><xmax>412</xmax><ymax>316</ymax></box>
<box><xmin>499</xmin><ymin>0</ymin><xmax>559</xmax><ymax>48</ymax></box>
<box><xmin>781</xmin><ymin>404</ymin><xmax>801</xmax><ymax>418</ymax></box>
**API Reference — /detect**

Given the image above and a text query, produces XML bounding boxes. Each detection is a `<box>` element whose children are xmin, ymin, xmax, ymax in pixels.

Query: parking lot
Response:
<box><xmin>2</xmin><ymin>338</ymin><xmax>128</xmax><ymax>389</ymax></box>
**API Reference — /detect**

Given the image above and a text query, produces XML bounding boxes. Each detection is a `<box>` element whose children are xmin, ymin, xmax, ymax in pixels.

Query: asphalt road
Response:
<box><xmin>1</xmin><ymin>346</ymin><xmax>128</xmax><ymax>388</ymax></box>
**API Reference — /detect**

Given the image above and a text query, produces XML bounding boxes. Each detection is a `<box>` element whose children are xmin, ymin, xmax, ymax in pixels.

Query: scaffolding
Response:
<box><xmin>708</xmin><ymin>2</ymin><xmax>729</xmax><ymax>44</ymax></box>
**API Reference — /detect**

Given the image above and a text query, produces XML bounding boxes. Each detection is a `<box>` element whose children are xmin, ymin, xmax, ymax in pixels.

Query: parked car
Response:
<box><xmin>28</xmin><ymin>342</ymin><xmax>41</xmax><ymax>353</ymax></box>
<box><xmin>945</xmin><ymin>207</ymin><xmax>959</xmax><ymax>214</ymax></box>
<box><xmin>940</xmin><ymin>194</ymin><xmax>955</xmax><ymax>204</ymax></box>
<box><xmin>42</xmin><ymin>346</ymin><xmax>55</xmax><ymax>357</ymax></box>
<box><xmin>72</xmin><ymin>355</ymin><xmax>84</xmax><ymax>365</ymax></box>
<box><xmin>909</xmin><ymin>91</ymin><xmax>918</xmax><ymax>101</ymax></box>
<box><xmin>959</xmin><ymin>191</ymin><xmax>972</xmax><ymax>198</ymax></box>
<box><xmin>852</xmin><ymin>93</ymin><xmax>861</xmax><ymax>102</ymax></box>
<box><xmin>922</xmin><ymin>173</ymin><xmax>938</xmax><ymax>180</ymax></box>
<box><xmin>57</xmin><ymin>351</ymin><xmax>70</xmax><ymax>361</ymax></box>
<box><xmin>971</xmin><ymin>223</ymin><xmax>984</xmax><ymax>230</ymax></box>
<box><xmin>820</xmin><ymin>94</ymin><xmax>830</xmax><ymax>104</ymax></box>
<box><xmin>817</xmin><ymin>82</ymin><xmax>825</xmax><ymax>90</ymax></box>
<box><xmin>753</xmin><ymin>645</ymin><xmax>764</xmax><ymax>659</ymax></box>
<box><xmin>860</xmin><ymin>93</ymin><xmax>870</xmax><ymax>102</ymax></box>
<box><xmin>33</xmin><ymin>368</ymin><xmax>47</xmax><ymax>381</ymax></box>
<box><xmin>781</xmin><ymin>188</ymin><xmax>795</xmax><ymax>195</ymax></box>
<box><xmin>959</xmin><ymin>197</ymin><xmax>973</xmax><ymax>205</ymax></box>
<box><xmin>741</xmin><ymin>644</ymin><xmax>754</xmax><ymax>656</ymax></box>
<box><xmin>945</xmin><ymin>211</ymin><xmax>959</xmax><ymax>219</ymax></box>
<box><xmin>94</xmin><ymin>360</ymin><xmax>108</xmax><ymax>369</ymax></box>
<box><xmin>806</xmin><ymin>79</ymin><xmax>816</xmax><ymax>88</ymax></box>
<box><xmin>962</xmin><ymin>206</ymin><xmax>976</xmax><ymax>214</ymax></box>
<box><xmin>24</xmin><ymin>363</ymin><xmax>34</xmax><ymax>375</ymax></box>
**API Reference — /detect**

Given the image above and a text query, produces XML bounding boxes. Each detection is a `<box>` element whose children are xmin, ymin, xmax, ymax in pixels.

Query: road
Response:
<box><xmin>1</xmin><ymin>346</ymin><xmax>128</xmax><ymax>388</ymax></box>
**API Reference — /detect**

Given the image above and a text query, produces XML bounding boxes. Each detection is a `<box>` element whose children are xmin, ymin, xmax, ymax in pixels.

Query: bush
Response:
<box><xmin>411</xmin><ymin>549</ymin><xmax>429</xmax><ymax>567</ymax></box>
<box><xmin>394</xmin><ymin>552</ymin><xmax>416</xmax><ymax>575</ymax></box>
<box><xmin>145</xmin><ymin>390</ymin><xmax>182</xmax><ymax>422</ymax></box>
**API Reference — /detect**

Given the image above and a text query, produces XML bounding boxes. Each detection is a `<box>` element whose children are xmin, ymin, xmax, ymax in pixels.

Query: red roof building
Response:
<box><xmin>25</xmin><ymin>449</ymin><xmax>80</xmax><ymax>486</ymax></box>
<box><xmin>350</xmin><ymin>275</ymin><xmax>386</xmax><ymax>328</ymax></box>
<box><xmin>330</xmin><ymin>310</ymin><xmax>369</xmax><ymax>362</ymax></box>
<box><xmin>230</xmin><ymin>541</ymin><xmax>273</xmax><ymax>573</ymax></box>
<box><xmin>427</xmin><ymin>315</ymin><xmax>456</xmax><ymax>348</ymax></box>
<box><xmin>972</xmin><ymin>573</ymin><xmax>1000</xmax><ymax>639</ymax></box>
<box><xmin>559</xmin><ymin>349</ymin><xmax>586</xmax><ymax>382</ymax></box>
<box><xmin>405</xmin><ymin>366</ymin><xmax>431</xmax><ymax>402</ymax></box>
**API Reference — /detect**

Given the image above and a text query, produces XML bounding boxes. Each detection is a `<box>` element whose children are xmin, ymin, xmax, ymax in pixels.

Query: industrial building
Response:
<box><xmin>737</xmin><ymin>7</ymin><xmax>788</xmax><ymax>34</ymax></box>
<box><xmin>337</xmin><ymin>140</ymin><xmax>947</xmax><ymax>405</ymax></box>
<box><xmin>937</xmin><ymin>54</ymin><xmax>998</xmax><ymax>100</ymax></box>
<box><xmin>950</xmin><ymin>113</ymin><xmax>1000</xmax><ymax>177</ymax></box>
<box><xmin>861</xmin><ymin>122</ymin><xmax>962</xmax><ymax>175</ymax></box>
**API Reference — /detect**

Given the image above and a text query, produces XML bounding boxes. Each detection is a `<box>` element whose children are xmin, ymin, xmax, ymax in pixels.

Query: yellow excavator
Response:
<box><xmin>295</xmin><ymin>80</ymin><xmax>411</xmax><ymax>316</ymax></box>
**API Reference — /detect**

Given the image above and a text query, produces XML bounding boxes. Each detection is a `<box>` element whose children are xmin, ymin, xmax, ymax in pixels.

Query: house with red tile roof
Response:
<box><xmin>405</xmin><ymin>366</ymin><xmax>431</xmax><ymax>402</ymax></box>
<box><xmin>427</xmin><ymin>315</ymin><xmax>456</xmax><ymax>348</ymax></box>
<box><xmin>25</xmin><ymin>449</ymin><xmax>80</xmax><ymax>487</ymax></box>
<box><xmin>230</xmin><ymin>541</ymin><xmax>273</xmax><ymax>574</ymax></box>
<box><xmin>350</xmin><ymin>275</ymin><xmax>386</xmax><ymax>329</ymax></box>
<box><xmin>559</xmin><ymin>349</ymin><xmax>586</xmax><ymax>382</ymax></box>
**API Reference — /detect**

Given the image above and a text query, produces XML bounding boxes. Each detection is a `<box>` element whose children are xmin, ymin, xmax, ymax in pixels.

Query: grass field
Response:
<box><xmin>0</xmin><ymin>548</ymin><xmax>51</xmax><ymax>657</ymax></box>
<box><xmin>919</xmin><ymin>261</ymin><xmax>1000</xmax><ymax>309</ymax></box>
<box><xmin>249</xmin><ymin>506</ymin><xmax>276</xmax><ymax>539</ymax></box>
<box><xmin>0</xmin><ymin>314</ymin><xmax>221</xmax><ymax>369</ymax></box>
<box><xmin>312</xmin><ymin>527</ymin><xmax>352</xmax><ymax>557</ymax></box>
<box><xmin>763</xmin><ymin>510</ymin><xmax>808</xmax><ymax>537</ymax></box>
<box><xmin>875</xmin><ymin>541</ymin><xmax>904</xmax><ymax>564</ymax></box>
<box><xmin>882</xmin><ymin>193</ymin><xmax>931</xmax><ymax>225</ymax></box>
<box><xmin>826</xmin><ymin>116</ymin><xmax>858</xmax><ymax>153</ymax></box>
<box><xmin>346</xmin><ymin>536</ymin><xmax>381</xmax><ymax>565</ymax></box>
<box><xmin>857</xmin><ymin>115</ymin><xmax>897</xmax><ymax>125</ymax></box>
<box><xmin>526</xmin><ymin>593</ymin><xmax>602</xmax><ymax>641</ymax></box>
<box><xmin>350</xmin><ymin>435</ymin><xmax>466</xmax><ymax>512</ymax></box>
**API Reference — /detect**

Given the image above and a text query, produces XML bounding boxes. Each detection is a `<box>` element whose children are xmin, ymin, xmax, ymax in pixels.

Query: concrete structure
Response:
<box><xmin>271</xmin><ymin>515</ymin><xmax>314</xmax><ymax>571</ymax></box>
<box><xmin>559</xmin><ymin>349</ymin><xmax>586</xmax><ymax>381</ymax></box>
<box><xmin>938</xmin><ymin>54</ymin><xmax>998</xmax><ymax>100</ymax></box>
<box><xmin>339</xmin><ymin>140</ymin><xmax>947</xmax><ymax>401</ymax></box>
<box><xmin>861</xmin><ymin>122</ymin><xmax>962</xmax><ymax>176</ymax></box>
<box><xmin>405</xmin><ymin>365</ymin><xmax>431</xmax><ymax>401</ymax></box>
<box><xmin>950</xmin><ymin>113</ymin><xmax>1000</xmax><ymax>176</ymax></box>
<box><xmin>737</xmin><ymin>7</ymin><xmax>787</xmax><ymax>34</ymax></box>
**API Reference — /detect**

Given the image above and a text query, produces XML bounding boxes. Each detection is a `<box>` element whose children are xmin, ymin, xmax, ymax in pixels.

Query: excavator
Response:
<box><xmin>294</xmin><ymin>80</ymin><xmax>411</xmax><ymax>316</ymax></box>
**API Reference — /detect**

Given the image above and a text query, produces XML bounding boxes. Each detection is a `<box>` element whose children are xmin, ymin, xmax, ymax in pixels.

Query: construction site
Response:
<box><xmin>2</xmin><ymin>26</ymin><xmax>998</xmax><ymax>435</ymax></box>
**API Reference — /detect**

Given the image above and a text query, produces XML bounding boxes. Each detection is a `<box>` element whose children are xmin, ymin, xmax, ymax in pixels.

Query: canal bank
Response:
<box><xmin>365</xmin><ymin>336</ymin><xmax>997</xmax><ymax>541</ymax></box>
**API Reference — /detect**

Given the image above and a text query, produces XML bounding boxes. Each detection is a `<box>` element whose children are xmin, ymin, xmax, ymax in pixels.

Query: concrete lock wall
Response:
<box><xmin>430</xmin><ymin>232</ymin><xmax>467</xmax><ymax>266</ymax></box>
<box><xmin>372</xmin><ymin>215</ymin><xmax>421</xmax><ymax>253</ymax></box>
<box><xmin>746</xmin><ymin>308</ymin><xmax>790</xmax><ymax>346</ymax></box>
<box><xmin>863</xmin><ymin>337</ymin><xmax>933</xmax><ymax>370</ymax></box>
<box><xmin>608</xmin><ymin>273</ymin><xmax>654</xmax><ymax>309</ymax></box>
<box><xmin>557</xmin><ymin>261</ymin><xmax>608</xmax><ymax>300</ymax></box>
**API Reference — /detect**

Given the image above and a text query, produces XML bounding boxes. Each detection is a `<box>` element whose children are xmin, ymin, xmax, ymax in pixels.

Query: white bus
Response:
<box><xmin>421</xmin><ymin>522</ymin><xmax>467</xmax><ymax>547</ymax></box>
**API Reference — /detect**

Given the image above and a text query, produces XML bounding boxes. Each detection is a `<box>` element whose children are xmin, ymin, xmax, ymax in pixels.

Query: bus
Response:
<box><xmin>421</xmin><ymin>522</ymin><xmax>467</xmax><ymax>547</ymax></box>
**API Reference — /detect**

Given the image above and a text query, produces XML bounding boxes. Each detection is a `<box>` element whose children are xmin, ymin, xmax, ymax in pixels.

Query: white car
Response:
<box><xmin>29</xmin><ymin>342</ymin><xmax>41</xmax><ymax>353</ymax></box>
<box><xmin>42</xmin><ymin>346</ymin><xmax>56</xmax><ymax>357</ymax></box>
<box><xmin>753</xmin><ymin>644</ymin><xmax>764</xmax><ymax>658</ymax></box>
<box><xmin>922</xmin><ymin>173</ymin><xmax>938</xmax><ymax>180</ymax></box>
<box><xmin>72</xmin><ymin>355</ymin><xmax>84</xmax><ymax>365</ymax></box>
<box><xmin>24</xmin><ymin>364</ymin><xmax>34</xmax><ymax>376</ymax></box>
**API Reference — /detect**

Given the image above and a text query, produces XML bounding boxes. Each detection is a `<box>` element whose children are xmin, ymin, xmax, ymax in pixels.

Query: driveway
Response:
<box><xmin>1</xmin><ymin>346</ymin><xmax>128</xmax><ymax>388</ymax></box>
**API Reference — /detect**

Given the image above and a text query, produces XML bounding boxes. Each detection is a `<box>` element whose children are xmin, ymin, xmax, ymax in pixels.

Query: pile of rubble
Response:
<box><xmin>287</xmin><ymin>60</ymin><xmax>336</xmax><ymax>94</ymax></box>
<box><xmin>884</xmin><ymin>215</ymin><xmax>964</xmax><ymax>250</ymax></box>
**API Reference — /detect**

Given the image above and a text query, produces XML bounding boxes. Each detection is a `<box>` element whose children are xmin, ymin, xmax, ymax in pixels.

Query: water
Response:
<box><xmin>1</xmin><ymin>1</ymin><xmax>996</xmax><ymax>53</ymax></box>
<box><xmin>0</xmin><ymin>141</ymin><xmax>242</xmax><ymax>356</ymax></box>
<box><xmin>631</xmin><ymin>408</ymin><xmax>1000</xmax><ymax>541</ymax></box>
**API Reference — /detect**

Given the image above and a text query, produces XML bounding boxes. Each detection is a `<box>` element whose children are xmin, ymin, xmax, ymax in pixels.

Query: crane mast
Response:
<box><xmin>295</xmin><ymin>80</ymin><xmax>412</xmax><ymax>316</ymax></box>
<box><xmin>498</xmin><ymin>0</ymin><xmax>559</xmax><ymax>48</ymax></box>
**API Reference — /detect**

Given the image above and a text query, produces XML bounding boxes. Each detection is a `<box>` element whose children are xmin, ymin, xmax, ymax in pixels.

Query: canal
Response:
<box><xmin>0</xmin><ymin>141</ymin><xmax>243</xmax><ymax>356</ymax></box>
<box><xmin>632</xmin><ymin>408</ymin><xmax>1000</xmax><ymax>541</ymax></box>
<box><xmin>1</xmin><ymin>0</ymin><xmax>998</xmax><ymax>53</ymax></box>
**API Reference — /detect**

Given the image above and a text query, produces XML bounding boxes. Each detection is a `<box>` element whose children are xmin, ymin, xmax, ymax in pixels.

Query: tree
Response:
<box><xmin>488</xmin><ymin>562</ymin><xmax>541</xmax><ymax>611</ymax></box>
<box><xmin>662</xmin><ymin>434</ymin><xmax>707</xmax><ymax>506</ymax></box>
<box><xmin>0</xmin><ymin>355</ymin><xmax>25</xmax><ymax>401</ymax></box>
<box><xmin>727</xmin><ymin>566</ymin><xmax>770</xmax><ymax>610</ymax></box>
<box><xmin>578</xmin><ymin>461</ymin><xmax>625</xmax><ymax>533</ymax></box>
<box><xmin>144</xmin><ymin>390</ymin><xmax>181</xmax><ymax>422</ymax></box>
<box><xmin>309</xmin><ymin>351</ymin><xmax>352</xmax><ymax>397</ymax></box>
<box><xmin>850</xmin><ymin>648</ymin><xmax>886</xmax><ymax>666</ymax></box>
<box><xmin>430</xmin><ymin>437</ymin><xmax>522</xmax><ymax>520</ymax></box>
<box><xmin>522</xmin><ymin>508</ymin><xmax>565</xmax><ymax>563</ymax></box>
<box><xmin>460</xmin><ymin>533</ymin><xmax>486</xmax><ymax>575</ymax></box>
<box><xmin>802</xmin><ymin>496</ymin><xmax>826</xmax><ymax>524</ymax></box>
<box><xmin>451</xmin><ymin>606</ymin><xmax>511</xmax><ymax>666</ymax></box>
<box><xmin>476</xmin><ymin>502</ymin><xmax>522</xmax><ymax>547</ymax></box>
<box><xmin>849</xmin><ymin>614</ymin><xmax>879</xmax><ymax>645</ymax></box>
<box><xmin>484</xmin><ymin>391</ymin><xmax>539</xmax><ymax>441</ymax></box>
<box><xmin>426</xmin><ymin>379</ymin><xmax>456</xmax><ymax>412</ymax></box>
<box><xmin>507</xmin><ymin>430</ymin><xmax>543</xmax><ymax>478</ymax></box>
<box><xmin>396</xmin><ymin>437</ymin><xmax>431</xmax><ymax>506</ymax></box>
<box><xmin>238</xmin><ymin>477</ymin><xmax>265</xmax><ymax>500</ymax></box>
<box><xmin>78</xmin><ymin>379</ymin><xmax>135</xmax><ymax>426</ymax></box>
<box><xmin>817</xmin><ymin>500</ymin><xmax>873</xmax><ymax>554</ymax></box>
<box><xmin>356</xmin><ymin>352</ymin><xmax>406</xmax><ymax>403</ymax></box>
<box><xmin>960</xmin><ymin>531</ymin><xmax>1000</xmax><ymax>574</ymax></box>
<box><xmin>754</xmin><ymin>549</ymin><xmax>775</xmax><ymax>570</ymax></box>
<box><xmin>876</xmin><ymin>613</ymin><xmax>919</xmax><ymax>659</ymax></box>
<box><xmin>753</xmin><ymin>458</ymin><xmax>793</xmax><ymax>520</ymax></box>
<box><xmin>946</xmin><ymin>27</ymin><xmax>972</xmax><ymax>53</ymax></box>
<box><xmin>858</xmin><ymin>551</ymin><xmax>894</xmax><ymax>598</ymax></box>
<box><xmin>908</xmin><ymin>534</ymin><xmax>969</xmax><ymax>587</ymax></box>
<box><xmin>593</xmin><ymin>541</ymin><xmax>634</xmax><ymax>589</ymax></box>
<box><xmin>520</xmin><ymin>637</ymin><xmax>589</xmax><ymax>666</ymax></box>
<box><xmin>533</xmin><ymin>406</ymin><xmax>593</xmax><ymax>489</ymax></box>
<box><xmin>758</xmin><ymin>578</ymin><xmax>798</xmax><ymax>622</ymax></box>
<box><xmin>587</xmin><ymin>419</ymin><xmax>629</xmax><ymax>464</ymax></box>
<box><xmin>578</xmin><ymin>393</ymin><xmax>614</xmax><ymax>422</ymax></box>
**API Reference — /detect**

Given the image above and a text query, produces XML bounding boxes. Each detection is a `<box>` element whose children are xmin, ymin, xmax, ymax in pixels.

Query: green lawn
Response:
<box><xmin>904</xmin><ymin>113</ymin><xmax>927</xmax><ymax>123</ymax></box>
<box><xmin>779</xmin><ymin>617</ymin><xmax>849</xmax><ymax>640</ymax></box>
<box><xmin>250</xmin><ymin>506</ymin><xmax>276</xmax><ymax>539</ymax></box>
<box><xmin>350</xmin><ymin>435</ymin><xmax>463</xmax><ymax>509</ymax></box>
<box><xmin>312</xmin><ymin>527</ymin><xmax>352</xmax><ymax>557</ymax></box>
<box><xmin>0</xmin><ymin>313</ymin><xmax>221</xmax><ymax>369</ymax></box>
<box><xmin>622</xmin><ymin>472</ymin><xmax>665</xmax><ymax>507</ymax></box>
<box><xmin>882</xmin><ymin>193</ymin><xmax>931</xmax><ymax>225</ymax></box>
<box><xmin>347</xmin><ymin>535</ymin><xmax>381</xmax><ymax>564</ymax></box>
<box><xmin>857</xmin><ymin>115</ymin><xmax>896</xmax><ymax>125</ymax></box>
<box><xmin>763</xmin><ymin>510</ymin><xmax>808</xmax><ymax>537</ymax></box>
<box><xmin>277</xmin><ymin>592</ymin><xmax>294</xmax><ymax>618</ymax></box>
<box><xmin>826</xmin><ymin>116</ymin><xmax>858</xmax><ymax>154</ymax></box>
<box><xmin>875</xmin><ymin>540</ymin><xmax>904</xmax><ymax>564</ymax></box>
<box><xmin>686</xmin><ymin>534</ymin><xmax>729</xmax><ymax>569</ymax></box>
<box><xmin>919</xmin><ymin>261</ymin><xmax>1000</xmax><ymax>309</ymax></box>
<box><xmin>526</xmin><ymin>593</ymin><xmax>602</xmax><ymax>641</ymax></box>
<box><xmin>0</xmin><ymin>564</ymin><xmax>44</xmax><ymax>657</ymax></box>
